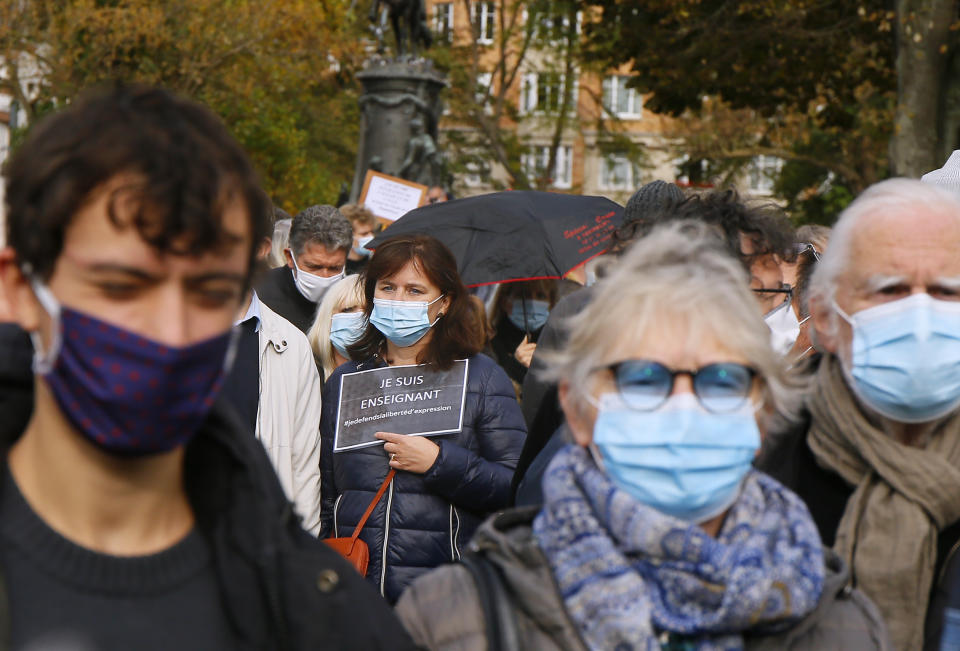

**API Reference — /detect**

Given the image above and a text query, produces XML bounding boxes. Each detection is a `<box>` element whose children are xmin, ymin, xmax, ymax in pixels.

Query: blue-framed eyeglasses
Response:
<box><xmin>598</xmin><ymin>359</ymin><xmax>757</xmax><ymax>413</ymax></box>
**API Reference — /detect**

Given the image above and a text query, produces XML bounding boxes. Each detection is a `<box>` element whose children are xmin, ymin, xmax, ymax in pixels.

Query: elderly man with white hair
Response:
<box><xmin>757</xmin><ymin>178</ymin><xmax>960</xmax><ymax>651</ymax></box>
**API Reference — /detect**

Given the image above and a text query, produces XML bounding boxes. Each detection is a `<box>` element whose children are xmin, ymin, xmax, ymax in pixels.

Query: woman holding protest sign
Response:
<box><xmin>318</xmin><ymin>234</ymin><xmax>527</xmax><ymax>603</ymax></box>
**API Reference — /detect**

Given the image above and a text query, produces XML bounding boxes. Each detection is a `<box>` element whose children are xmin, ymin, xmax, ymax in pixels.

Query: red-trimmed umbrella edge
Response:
<box><xmin>464</xmin><ymin>247</ymin><xmax>613</xmax><ymax>288</ymax></box>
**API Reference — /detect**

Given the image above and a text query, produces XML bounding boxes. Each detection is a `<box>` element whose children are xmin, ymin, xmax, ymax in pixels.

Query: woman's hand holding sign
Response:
<box><xmin>377</xmin><ymin>432</ymin><xmax>440</xmax><ymax>474</ymax></box>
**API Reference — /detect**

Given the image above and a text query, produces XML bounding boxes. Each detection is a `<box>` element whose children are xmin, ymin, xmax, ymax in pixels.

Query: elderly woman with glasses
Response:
<box><xmin>395</xmin><ymin>222</ymin><xmax>889</xmax><ymax>651</ymax></box>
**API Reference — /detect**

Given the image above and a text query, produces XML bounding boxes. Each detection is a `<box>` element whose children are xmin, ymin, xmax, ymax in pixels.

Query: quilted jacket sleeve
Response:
<box><xmin>420</xmin><ymin>356</ymin><xmax>527</xmax><ymax>513</ymax></box>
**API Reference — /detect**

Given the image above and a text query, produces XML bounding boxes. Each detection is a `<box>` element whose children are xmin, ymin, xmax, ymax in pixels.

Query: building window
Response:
<box><xmin>433</xmin><ymin>3</ymin><xmax>454</xmax><ymax>42</ymax></box>
<box><xmin>475</xmin><ymin>72</ymin><xmax>493</xmax><ymax>111</ymax></box>
<box><xmin>472</xmin><ymin>2</ymin><xmax>496</xmax><ymax>44</ymax></box>
<box><xmin>599</xmin><ymin>153</ymin><xmax>637</xmax><ymax>191</ymax></box>
<box><xmin>463</xmin><ymin>160</ymin><xmax>487</xmax><ymax>187</ymax></box>
<box><xmin>521</xmin><ymin>145</ymin><xmax>573</xmax><ymax>189</ymax></box>
<box><xmin>527</xmin><ymin>5</ymin><xmax>582</xmax><ymax>42</ymax></box>
<box><xmin>602</xmin><ymin>76</ymin><xmax>641</xmax><ymax>118</ymax></box>
<box><xmin>747</xmin><ymin>155</ymin><xmax>783</xmax><ymax>194</ymax></box>
<box><xmin>520</xmin><ymin>72</ymin><xmax>578</xmax><ymax>114</ymax></box>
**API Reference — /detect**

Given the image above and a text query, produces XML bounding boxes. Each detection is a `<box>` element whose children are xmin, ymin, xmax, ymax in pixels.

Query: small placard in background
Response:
<box><xmin>359</xmin><ymin>170</ymin><xmax>427</xmax><ymax>225</ymax></box>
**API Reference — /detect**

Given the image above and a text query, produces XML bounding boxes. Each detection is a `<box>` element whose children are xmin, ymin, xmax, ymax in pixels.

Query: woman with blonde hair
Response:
<box><xmin>307</xmin><ymin>274</ymin><xmax>366</xmax><ymax>381</ymax></box>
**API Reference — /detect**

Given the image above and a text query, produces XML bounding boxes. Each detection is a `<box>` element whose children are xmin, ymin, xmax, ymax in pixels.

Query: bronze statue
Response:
<box><xmin>370</xmin><ymin>0</ymin><xmax>432</xmax><ymax>58</ymax></box>
<box><xmin>398</xmin><ymin>116</ymin><xmax>438</xmax><ymax>185</ymax></box>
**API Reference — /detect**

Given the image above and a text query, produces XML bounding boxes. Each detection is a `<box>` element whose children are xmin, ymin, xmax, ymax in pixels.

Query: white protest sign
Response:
<box><xmin>359</xmin><ymin>170</ymin><xmax>427</xmax><ymax>223</ymax></box>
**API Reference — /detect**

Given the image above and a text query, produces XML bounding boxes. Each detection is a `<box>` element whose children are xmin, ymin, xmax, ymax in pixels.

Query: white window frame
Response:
<box><xmin>747</xmin><ymin>155</ymin><xmax>783</xmax><ymax>194</ymax></box>
<box><xmin>542</xmin><ymin>9</ymin><xmax>582</xmax><ymax>42</ymax></box>
<box><xmin>523</xmin><ymin>5</ymin><xmax>582</xmax><ymax>42</ymax></box>
<box><xmin>432</xmin><ymin>3</ymin><xmax>454</xmax><ymax>41</ymax></box>
<box><xmin>475</xmin><ymin>72</ymin><xmax>493</xmax><ymax>113</ymax></box>
<box><xmin>602</xmin><ymin>75</ymin><xmax>642</xmax><ymax>119</ymax></box>
<box><xmin>464</xmin><ymin>160</ymin><xmax>486</xmax><ymax>188</ymax></box>
<box><xmin>521</xmin><ymin>145</ymin><xmax>573</xmax><ymax>190</ymax></box>
<box><xmin>598</xmin><ymin>153</ymin><xmax>637</xmax><ymax>191</ymax></box>
<box><xmin>472</xmin><ymin>2</ymin><xmax>496</xmax><ymax>44</ymax></box>
<box><xmin>519</xmin><ymin>71</ymin><xmax>578</xmax><ymax>115</ymax></box>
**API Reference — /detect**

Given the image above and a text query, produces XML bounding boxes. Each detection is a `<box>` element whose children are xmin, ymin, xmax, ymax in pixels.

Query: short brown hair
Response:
<box><xmin>339</xmin><ymin>204</ymin><xmax>378</xmax><ymax>229</ymax></box>
<box><xmin>490</xmin><ymin>279</ymin><xmax>559</xmax><ymax>331</ymax></box>
<box><xmin>5</xmin><ymin>83</ymin><xmax>271</xmax><ymax>283</ymax></box>
<box><xmin>348</xmin><ymin>235</ymin><xmax>481</xmax><ymax>369</ymax></box>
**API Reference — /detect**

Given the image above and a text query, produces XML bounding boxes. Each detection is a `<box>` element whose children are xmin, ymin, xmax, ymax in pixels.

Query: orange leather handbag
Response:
<box><xmin>324</xmin><ymin>469</ymin><xmax>396</xmax><ymax>576</ymax></box>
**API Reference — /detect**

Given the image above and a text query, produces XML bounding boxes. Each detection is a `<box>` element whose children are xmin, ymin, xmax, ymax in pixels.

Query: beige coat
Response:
<box><xmin>255</xmin><ymin>301</ymin><xmax>323</xmax><ymax>535</ymax></box>
<box><xmin>396</xmin><ymin>508</ymin><xmax>892</xmax><ymax>651</ymax></box>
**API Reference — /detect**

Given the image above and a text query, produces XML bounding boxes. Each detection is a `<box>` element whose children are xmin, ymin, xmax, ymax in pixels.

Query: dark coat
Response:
<box><xmin>0</xmin><ymin>367</ymin><xmax>416</xmax><ymax>651</ymax></box>
<box><xmin>396</xmin><ymin>507</ymin><xmax>891</xmax><ymax>651</ymax></box>
<box><xmin>512</xmin><ymin>287</ymin><xmax>593</xmax><ymax>498</ymax></box>
<box><xmin>256</xmin><ymin>265</ymin><xmax>318</xmax><ymax>334</ymax></box>
<box><xmin>756</xmin><ymin>410</ymin><xmax>960</xmax><ymax>651</ymax></box>
<box><xmin>489</xmin><ymin>315</ymin><xmax>535</xmax><ymax>386</ymax></box>
<box><xmin>319</xmin><ymin>354</ymin><xmax>527</xmax><ymax>603</ymax></box>
<box><xmin>0</xmin><ymin>324</ymin><xmax>33</xmax><ymax>440</ymax></box>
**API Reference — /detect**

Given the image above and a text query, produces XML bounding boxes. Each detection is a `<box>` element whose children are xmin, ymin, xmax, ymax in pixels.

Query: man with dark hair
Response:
<box><xmin>257</xmin><ymin>204</ymin><xmax>353</xmax><ymax>333</ymax></box>
<box><xmin>0</xmin><ymin>84</ymin><xmax>414</xmax><ymax>650</ymax></box>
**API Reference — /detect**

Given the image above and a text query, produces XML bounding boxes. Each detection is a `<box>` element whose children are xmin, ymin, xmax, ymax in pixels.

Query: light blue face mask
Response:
<box><xmin>835</xmin><ymin>293</ymin><xmax>960</xmax><ymax>423</ymax></box>
<box><xmin>507</xmin><ymin>298</ymin><xmax>550</xmax><ymax>332</ymax></box>
<box><xmin>353</xmin><ymin>234</ymin><xmax>374</xmax><ymax>258</ymax></box>
<box><xmin>370</xmin><ymin>295</ymin><xmax>445</xmax><ymax>347</ymax></box>
<box><xmin>590</xmin><ymin>393</ymin><xmax>760</xmax><ymax>523</ymax></box>
<box><xmin>329</xmin><ymin>311</ymin><xmax>367</xmax><ymax>357</ymax></box>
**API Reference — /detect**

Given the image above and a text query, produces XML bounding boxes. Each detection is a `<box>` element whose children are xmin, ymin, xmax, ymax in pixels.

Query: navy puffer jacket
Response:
<box><xmin>319</xmin><ymin>353</ymin><xmax>526</xmax><ymax>603</ymax></box>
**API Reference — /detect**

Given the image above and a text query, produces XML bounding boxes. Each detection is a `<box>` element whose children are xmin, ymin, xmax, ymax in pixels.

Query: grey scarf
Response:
<box><xmin>807</xmin><ymin>355</ymin><xmax>960</xmax><ymax>650</ymax></box>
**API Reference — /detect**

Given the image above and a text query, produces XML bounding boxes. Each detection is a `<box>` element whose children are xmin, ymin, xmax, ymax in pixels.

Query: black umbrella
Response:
<box><xmin>366</xmin><ymin>191</ymin><xmax>624</xmax><ymax>287</ymax></box>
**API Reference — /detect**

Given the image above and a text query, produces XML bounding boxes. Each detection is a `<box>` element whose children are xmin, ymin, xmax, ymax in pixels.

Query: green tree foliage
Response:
<box><xmin>0</xmin><ymin>0</ymin><xmax>366</xmax><ymax>213</ymax></box>
<box><xmin>431</xmin><ymin>0</ymin><xmax>603</xmax><ymax>192</ymax></box>
<box><xmin>578</xmin><ymin>0</ymin><xmax>959</xmax><ymax>222</ymax></box>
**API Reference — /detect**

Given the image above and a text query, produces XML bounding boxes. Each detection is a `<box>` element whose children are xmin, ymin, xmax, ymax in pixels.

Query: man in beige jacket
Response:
<box><xmin>225</xmin><ymin>289</ymin><xmax>323</xmax><ymax>535</ymax></box>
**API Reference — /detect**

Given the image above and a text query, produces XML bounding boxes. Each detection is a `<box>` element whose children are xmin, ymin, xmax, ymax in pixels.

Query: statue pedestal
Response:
<box><xmin>349</xmin><ymin>57</ymin><xmax>448</xmax><ymax>202</ymax></box>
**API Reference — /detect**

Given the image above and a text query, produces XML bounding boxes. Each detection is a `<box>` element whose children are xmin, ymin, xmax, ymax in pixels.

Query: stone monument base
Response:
<box><xmin>349</xmin><ymin>57</ymin><xmax>448</xmax><ymax>202</ymax></box>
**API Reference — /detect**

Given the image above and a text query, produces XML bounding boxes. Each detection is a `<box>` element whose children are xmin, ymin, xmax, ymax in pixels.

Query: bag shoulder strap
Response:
<box><xmin>350</xmin><ymin>469</ymin><xmax>396</xmax><ymax>542</ymax></box>
<box><xmin>459</xmin><ymin>551</ymin><xmax>522</xmax><ymax>651</ymax></box>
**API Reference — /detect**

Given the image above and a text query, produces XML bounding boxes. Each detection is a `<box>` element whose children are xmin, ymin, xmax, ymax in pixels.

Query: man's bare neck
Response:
<box><xmin>8</xmin><ymin>380</ymin><xmax>194</xmax><ymax>557</ymax></box>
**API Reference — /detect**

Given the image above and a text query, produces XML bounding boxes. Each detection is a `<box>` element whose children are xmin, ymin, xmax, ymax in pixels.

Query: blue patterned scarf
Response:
<box><xmin>533</xmin><ymin>445</ymin><xmax>824</xmax><ymax>651</ymax></box>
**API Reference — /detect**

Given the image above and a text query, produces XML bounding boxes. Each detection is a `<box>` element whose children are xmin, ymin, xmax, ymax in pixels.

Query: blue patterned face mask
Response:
<box><xmin>370</xmin><ymin>295</ymin><xmax>445</xmax><ymax>347</ymax></box>
<box><xmin>507</xmin><ymin>298</ymin><xmax>550</xmax><ymax>332</ymax></box>
<box><xmin>28</xmin><ymin>278</ymin><xmax>235</xmax><ymax>457</ymax></box>
<box><xmin>329</xmin><ymin>311</ymin><xmax>367</xmax><ymax>356</ymax></box>
<box><xmin>589</xmin><ymin>393</ymin><xmax>760</xmax><ymax>522</ymax></box>
<box><xmin>835</xmin><ymin>293</ymin><xmax>960</xmax><ymax>423</ymax></box>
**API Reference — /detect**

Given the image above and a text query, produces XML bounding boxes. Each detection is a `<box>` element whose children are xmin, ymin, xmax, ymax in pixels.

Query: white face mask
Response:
<box><xmin>288</xmin><ymin>250</ymin><xmax>344</xmax><ymax>303</ymax></box>
<box><xmin>764</xmin><ymin>294</ymin><xmax>800</xmax><ymax>355</ymax></box>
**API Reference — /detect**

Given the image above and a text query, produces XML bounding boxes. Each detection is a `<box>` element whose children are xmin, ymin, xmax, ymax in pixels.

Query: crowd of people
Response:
<box><xmin>2</xmin><ymin>83</ymin><xmax>960</xmax><ymax>650</ymax></box>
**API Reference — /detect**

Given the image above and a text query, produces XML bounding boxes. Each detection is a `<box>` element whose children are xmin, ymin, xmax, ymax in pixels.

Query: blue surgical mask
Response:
<box><xmin>507</xmin><ymin>298</ymin><xmax>550</xmax><ymax>332</ymax></box>
<box><xmin>835</xmin><ymin>293</ymin><xmax>960</xmax><ymax>423</ymax></box>
<box><xmin>590</xmin><ymin>393</ymin><xmax>760</xmax><ymax>523</ymax></box>
<box><xmin>353</xmin><ymin>235</ymin><xmax>374</xmax><ymax>258</ymax></box>
<box><xmin>370</xmin><ymin>295</ymin><xmax>445</xmax><ymax>347</ymax></box>
<box><xmin>329</xmin><ymin>311</ymin><xmax>367</xmax><ymax>357</ymax></box>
